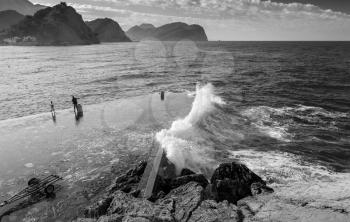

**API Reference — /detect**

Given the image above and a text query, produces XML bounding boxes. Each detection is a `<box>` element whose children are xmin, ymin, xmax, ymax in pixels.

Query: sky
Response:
<box><xmin>32</xmin><ymin>0</ymin><xmax>350</xmax><ymax>41</ymax></box>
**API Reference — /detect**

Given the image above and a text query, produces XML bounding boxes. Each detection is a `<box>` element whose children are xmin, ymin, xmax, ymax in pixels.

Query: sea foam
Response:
<box><xmin>156</xmin><ymin>83</ymin><xmax>225</xmax><ymax>174</ymax></box>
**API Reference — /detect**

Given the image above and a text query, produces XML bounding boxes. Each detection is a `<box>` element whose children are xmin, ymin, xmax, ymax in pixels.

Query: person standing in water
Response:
<box><xmin>50</xmin><ymin>101</ymin><xmax>55</xmax><ymax>115</ymax></box>
<box><xmin>72</xmin><ymin>96</ymin><xmax>79</xmax><ymax>112</ymax></box>
<box><xmin>50</xmin><ymin>101</ymin><xmax>56</xmax><ymax>122</ymax></box>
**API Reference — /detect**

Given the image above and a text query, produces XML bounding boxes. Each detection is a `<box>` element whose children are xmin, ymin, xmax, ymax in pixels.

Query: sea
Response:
<box><xmin>0</xmin><ymin>41</ymin><xmax>349</xmax><ymax>221</ymax></box>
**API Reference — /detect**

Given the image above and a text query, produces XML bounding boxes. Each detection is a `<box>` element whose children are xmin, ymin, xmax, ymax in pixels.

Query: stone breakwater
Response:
<box><xmin>75</xmin><ymin>158</ymin><xmax>274</xmax><ymax>222</ymax></box>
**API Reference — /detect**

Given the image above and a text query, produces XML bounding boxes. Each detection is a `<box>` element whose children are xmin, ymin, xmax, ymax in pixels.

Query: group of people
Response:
<box><xmin>50</xmin><ymin>96</ymin><xmax>83</xmax><ymax>120</ymax></box>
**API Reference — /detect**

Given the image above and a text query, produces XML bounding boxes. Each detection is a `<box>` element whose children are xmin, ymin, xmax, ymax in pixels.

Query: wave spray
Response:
<box><xmin>156</xmin><ymin>83</ymin><xmax>225</xmax><ymax>174</ymax></box>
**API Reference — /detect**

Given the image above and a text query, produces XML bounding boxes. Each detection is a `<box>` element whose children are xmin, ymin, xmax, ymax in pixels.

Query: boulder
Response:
<box><xmin>84</xmin><ymin>196</ymin><xmax>113</xmax><ymax>218</ymax></box>
<box><xmin>73</xmin><ymin>219</ymin><xmax>97</xmax><ymax>222</ymax></box>
<box><xmin>97</xmin><ymin>214</ymin><xmax>123</xmax><ymax>222</ymax></box>
<box><xmin>108</xmin><ymin>161</ymin><xmax>147</xmax><ymax>194</ymax></box>
<box><xmin>180</xmin><ymin>168</ymin><xmax>196</xmax><ymax>176</ymax></box>
<box><xmin>107</xmin><ymin>191</ymin><xmax>154</xmax><ymax>219</ymax></box>
<box><xmin>210</xmin><ymin>162</ymin><xmax>273</xmax><ymax>203</ymax></box>
<box><xmin>170</xmin><ymin>174</ymin><xmax>208</xmax><ymax>190</ymax></box>
<box><xmin>189</xmin><ymin>200</ymin><xmax>240</xmax><ymax>222</ymax></box>
<box><xmin>159</xmin><ymin>182</ymin><xmax>204</xmax><ymax>222</ymax></box>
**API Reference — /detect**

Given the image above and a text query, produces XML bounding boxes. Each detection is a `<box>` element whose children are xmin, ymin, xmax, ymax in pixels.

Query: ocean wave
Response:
<box><xmin>241</xmin><ymin>105</ymin><xmax>349</xmax><ymax>142</ymax></box>
<box><xmin>229</xmin><ymin>149</ymin><xmax>350</xmax><ymax>212</ymax></box>
<box><xmin>156</xmin><ymin>83</ymin><xmax>225</xmax><ymax>174</ymax></box>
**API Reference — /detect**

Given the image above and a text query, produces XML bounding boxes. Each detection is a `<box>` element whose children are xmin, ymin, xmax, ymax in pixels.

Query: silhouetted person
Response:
<box><xmin>160</xmin><ymin>91</ymin><xmax>165</xmax><ymax>101</ymax></box>
<box><xmin>50</xmin><ymin>101</ymin><xmax>55</xmax><ymax>115</ymax></box>
<box><xmin>72</xmin><ymin>96</ymin><xmax>79</xmax><ymax>113</ymax></box>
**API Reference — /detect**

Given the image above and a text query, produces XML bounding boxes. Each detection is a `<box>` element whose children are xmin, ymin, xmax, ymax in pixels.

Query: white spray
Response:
<box><xmin>156</xmin><ymin>83</ymin><xmax>225</xmax><ymax>174</ymax></box>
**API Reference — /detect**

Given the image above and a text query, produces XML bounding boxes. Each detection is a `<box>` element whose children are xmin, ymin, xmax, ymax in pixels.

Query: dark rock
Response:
<box><xmin>73</xmin><ymin>219</ymin><xmax>97</xmax><ymax>222</ymax></box>
<box><xmin>250</xmin><ymin>182</ymin><xmax>274</xmax><ymax>196</ymax></box>
<box><xmin>107</xmin><ymin>191</ymin><xmax>154</xmax><ymax>218</ymax></box>
<box><xmin>170</xmin><ymin>174</ymin><xmax>208</xmax><ymax>189</ymax></box>
<box><xmin>180</xmin><ymin>168</ymin><xmax>195</xmax><ymax>176</ymax></box>
<box><xmin>96</xmin><ymin>214</ymin><xmax>123</xmax><ymax>222</ymax></box>
<box><xmin>189</xmin><ymin>200</ymin><xmax>240</xmax><ymax>222</ymax></box>
<box><xmin>0</xmin><ymin>10</ymin><xmax>24</xmax><ymax>31</ymax></box>
<box><xmin>122</xmin><ymin>217</ymin><xmax>151</xmax><ymax>222</ymax></box>
<box><xmin>210</xmin><ymin>162</ymin><xmax>272</xmax><ymax>203</ymax></box>
<box><xmin>86</xmin><ymin>18</ymin><xmax>131</xmax><ymax>42</ymax></box>
<box><xmin>1</xmin><ymin>2</ymin><xmax>99</xmax><ymax>45</ymax></box>
<box><xmin>108</xmin><ymin>161</ymin><xmax>147</xmax><ymax>194</ymax></box>
<box><xmin>84</xmin><ymin>196</ymin><xmax>113</xmax><ymax>218</ymax></box>
<box><xmin>159</xmin><ymin>182</ymin><xmax>204</xmax><ymax>222</ymax></box>
<box><xmin>130</xmin><ymin>189</ymin><xmax>141</xmax><ymax>198</ymax></box>
<box><xmin>126</xmin><ymin>22</ymin><xmax>208</xmax><ymax>42</ymax></box>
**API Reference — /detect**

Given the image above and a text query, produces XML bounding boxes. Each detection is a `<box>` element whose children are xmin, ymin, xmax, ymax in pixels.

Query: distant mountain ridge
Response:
<box><xmin>1</xmin><ymin>2</ymin><xmax>99</xmax><ymax>45</ymax></box>
<box><xmin>126</xmin><ymin>22</ymin><xmax>208</xmax><ymax>41</ymax></box>
<box><xmin>86</xmin><ymin>18</ymin><xmax>131</xmax><ymax>42</ymax></box>
<box><xmin>0</xmin><ymin>10</ymin><xmax>24</xmax><ymax>31</ymax></box>
<box><xmin>0</xmin><ymin>0</ymin><xmax>46</xmax><ymax>15</ymax></box>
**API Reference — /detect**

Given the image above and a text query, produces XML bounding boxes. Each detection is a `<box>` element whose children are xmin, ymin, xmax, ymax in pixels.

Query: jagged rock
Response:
<box><xmin>189</xmin><ymin>200</ymin><xmax>240</xmax><ymax>222</ymax></box>
<box><xmin>170</xmin><ymin>174</ymin><xmax>208</xmax><ymax>189</ymax></box>
<box><xmin>107</xmin><ymin>191</ymin><xmax>154</xmax><ymax>219</ymax></box>
<box><xmin>122</xmin><ymin>217</ymin><xmax>150</xmax><ymax>222</ymax></box>
<box><xmin>73</xmin><ymin>219</ymin><xmax>97</xmax><ymax>222</ymax></box>
<box><xmin>153</xmin><ymin>198</ymin><xmax>175</xmax><ymax>222</ymax></box>
<box><xmin>97</xmin><ymin>214</ymin><xmax>123</xmax><ymax>222</ymax></box>
<box><xmin>108</xmin><ymin>161</ymin><xmax>147</xmax><ymax>194</ymax></box>
<box><xmin>180</xmin><ymin>168</ymin><xmax>195</xmax><ymax>176</ymax></box>
<box><xmin>210</xmin><ymin>162</ymin><xmax>272</xmax><ymax>203</ymax></box>
<box><xmin>86</xmin><ymin>18</ymin><xmax>131</xmax><ymax>42</ymax></box>
<box><xmin>250</xmin><ymin>182</ymin><xmax>274</xmax><ymax>195</ymax></box>
<box><xmin>159</xmin><ymin>182</ymin><xmax>203</xmax><ymax>222</ymax></box>
<box><xmin>84</xmin><ymin>196</ymin><xmax>113</xmax><ymax>218</ymax></box>
<box><xmin>1</xmin><ymin>2</ymin><xmax>99</xmax><ymax>45</ymax></box>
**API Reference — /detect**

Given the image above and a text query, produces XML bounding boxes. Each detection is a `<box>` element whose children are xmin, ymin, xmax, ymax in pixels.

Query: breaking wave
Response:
<box><xmin>241</xmin><ymin>105</ymin><xmax>349</xmax><ymax>143</ymax></box>
<box><xmin>156</xmin><ymin>83</ymin><xmax>225</xmax><ymax>174</ymax></box>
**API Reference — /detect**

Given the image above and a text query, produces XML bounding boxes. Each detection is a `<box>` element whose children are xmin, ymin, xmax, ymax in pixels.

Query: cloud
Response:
<box><xmin>32</xmin><ymin>0</ymin><xmax>350</xmax><ymax>40</ymax></box>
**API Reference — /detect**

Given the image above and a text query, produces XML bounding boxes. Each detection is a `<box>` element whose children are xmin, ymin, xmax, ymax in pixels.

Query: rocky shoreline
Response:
<box><xmin>74</xmin><ymin>156</ymin><xmax>274</xmax><ymax>222</ymax></box>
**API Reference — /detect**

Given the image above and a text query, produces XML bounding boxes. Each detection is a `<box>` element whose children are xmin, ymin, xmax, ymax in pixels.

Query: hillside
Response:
<box><xmin>1</xmin><ymin>2</ymin><xmax>99</xmax><ymax>45</ymax></box>
<box><xmin>0</xmin><ymin>10</ymin><xmax>24</xmax><ymax>31</ymax></box>
<box><xmin>126</xmin><ymin>22</ymin><xmax>208</xmax><ymax>41</ymax></box>
<box><xmin>86</xmin><ymin>18</ymin><xmax>131</xmax><ymax>42</ymax></box>
<box><xmin>0</xmin><ymin>0</ymin><xmax>46</xmax><ymax>15</ymax></box>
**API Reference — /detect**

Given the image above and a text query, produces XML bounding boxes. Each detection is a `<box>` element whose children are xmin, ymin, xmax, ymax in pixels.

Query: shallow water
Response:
<box><xmin>0</xmin><ymin>41</ymin><xmax>350</xmax><ymax>220</ymax></box>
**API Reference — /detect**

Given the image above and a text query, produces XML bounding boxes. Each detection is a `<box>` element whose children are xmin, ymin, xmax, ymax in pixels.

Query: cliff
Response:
<box><xmin>126</xmin><ymin>22</ymin><xmax>208</xmax><ymax>42</ymax></box>
<box><xmin>0</xmin><ymin>10</ymin><xmax>24</xmax><ymax>31</ymax></box>
<box><xmin>0</xmin><ymin>0</ymin><xmax>46</xmax><ymax>15</ymax></box>
<box><xmin>86</xmin><ymin>18</ymin><xmax>131</xmax><ymax>42</ymax></box>
<box><xmin>126</xmin><ymin>23</ymin><xmax>156</xmax><ymax>41</ymax></box>
<box><xmin>1</xmin><ymin>2</ymin><xmax>99</xmax><ymax>45</ymax></box>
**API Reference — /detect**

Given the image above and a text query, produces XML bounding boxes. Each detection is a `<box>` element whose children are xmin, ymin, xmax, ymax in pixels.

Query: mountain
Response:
<box><xmin>126</xmin><ymin>22</ymin><xmax>208</xmax><ymax>42</ymax></box>
<box><xmin>86</xmin><ymin>18</ymin><xmax>131</xmax><ymax>42</ymax></box>
<box><xmin>126</xmin><ymin>23</ymin><xmax>156</xmax><ymax>41</ymax></box>
<box><xmin>1</xmin><ymin>2</ymin><xmax>99</xmax><ymax>45</ymax></box>
<box><xmin>0</xmin><ymin>10</ymin><xmax>24</xmax><ymax>31</ymax></box>
<box><xmin>0</xmin><ymin>0</ymin><xmax>46</xmax><ymax>15</ymax></box>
